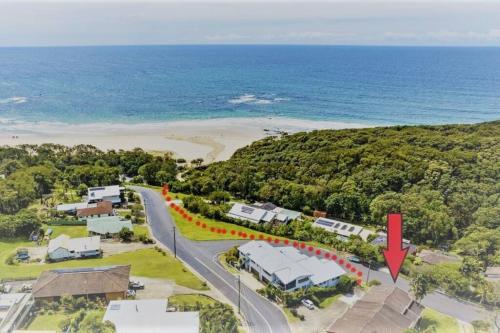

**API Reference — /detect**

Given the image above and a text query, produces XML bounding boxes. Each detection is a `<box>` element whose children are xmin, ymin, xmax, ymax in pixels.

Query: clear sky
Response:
<box><xmin>0</xmin><ymin>1</ymin><xmax>499</xmax><ymax>47</ymax></box>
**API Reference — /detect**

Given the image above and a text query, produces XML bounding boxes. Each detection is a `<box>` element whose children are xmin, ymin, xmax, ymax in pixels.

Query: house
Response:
<box><xmin>87</xmin><ymin>185</ymin><xmax>123</xmax><ymax>205</ymax></box>
<box><xmin>87</xmin><ymin>216</ymin><xmax>133</xmax><ymax>237</ymax></box>
<box><xmin>32</xmin><ymin>265</ymin><xmax>130</xmax><ymax>302</ymax></box>
<box><xmin>227</xmin><ymin>203</ymin><xmax>276</xmax><ymax>224</ymax></box>
<box><xmin>417</xmin><ymin>250</ymin><xmax>460</xmax><ymax>265</ymax></box>
<box><xmin>252</xmin><ymin>202</ymin><xmax>302</xmax><ymax>224</ymax></box>
<box><xmin>0</xmin><ymin>294</ymin><xmax>33</xmax><ymax>333</ymax></box>
<box><xmin>56</xmin><ymin>202</ymin><xmax>91</xmax><ymax>214</ymax></box>
<box><xmin>238</xmin><ymin>241</ymin><xmax>345</xmax><ymax>292</ymax></box>
<box><xmin>313</xmin><ymin>210</ymin><xmax>327</xmax><ymax>218</ymax></box>
<box><xmin>103</xmin><ymin>299</ymin><xmax>199</xmax><ymax>333</ymax></box>
<box><xmin>327</xmin><ymin>286</ymin><xmax>424</xmax><ymax>333</ymax></box>
<box><xmin>312</xmin><ymin>217</ymin><xmax>374</xmax><ymax>241</ymax></box>
<box><xmin>485</xmin><ymin>267</ymin><xmax>500</xmax><ymax>281</ymax></box>
<box><xmin>47</xmin><ymin>235</ymin><xmax>101</xmax><ymax>261</ymax></box>
<box><xmin>371</xmin><ymin>232</ymin><xmax>417</xmax><ymax>255</ymax></box>
<box><xmin>77</xmin><ymin>201</ymin><xmax>114</xmax><ymax>220</ymax></box>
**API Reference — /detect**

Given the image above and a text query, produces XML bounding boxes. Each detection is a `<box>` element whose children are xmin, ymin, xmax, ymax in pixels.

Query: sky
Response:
<box><xmin>0</xmin><ymin>1</ymin><xmax>500</xmax><ymax>47</ymax></box>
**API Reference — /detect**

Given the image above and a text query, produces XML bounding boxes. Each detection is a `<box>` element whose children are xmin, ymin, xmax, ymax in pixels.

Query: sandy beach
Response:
<box><xmin>0</xmin><ymin>117</ymin><xmax>369</xmax><ymax>163</ymax></box>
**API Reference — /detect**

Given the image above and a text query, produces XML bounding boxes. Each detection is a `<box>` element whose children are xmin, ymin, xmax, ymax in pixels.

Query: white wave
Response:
<box><xmin>0</xmin><ymin>96</ymin><xmax>27</xmax><ymax>105</ymax></box>
<box><xmin>228</xmin><ymin>94</ymin><xmax>289</xmax><ymax>105</ymax></box>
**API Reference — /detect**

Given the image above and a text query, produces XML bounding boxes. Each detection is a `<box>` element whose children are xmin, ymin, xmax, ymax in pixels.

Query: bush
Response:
<box><xmin>367</xmin><ymin>279</ymin><xmax>381</xmax><ymax>286</ymax></box>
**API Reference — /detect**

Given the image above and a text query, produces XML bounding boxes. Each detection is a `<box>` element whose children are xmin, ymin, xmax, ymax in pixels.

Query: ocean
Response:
<box><xmin>0</xmin><ymin>45</ymin><xmax>499</xmax><ymax>128</ymax></box>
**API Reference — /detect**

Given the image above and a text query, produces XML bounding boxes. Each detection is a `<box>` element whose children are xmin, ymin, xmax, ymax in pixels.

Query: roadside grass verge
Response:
<box><xmin>417</xmin><ymin>308</ymin><xmax>460</xmax><ymax>333</ymax></box>
<box><xmin>168</xmin><ymin>294</ymin><xmax>218</xmax><ymax>308</ymax></box>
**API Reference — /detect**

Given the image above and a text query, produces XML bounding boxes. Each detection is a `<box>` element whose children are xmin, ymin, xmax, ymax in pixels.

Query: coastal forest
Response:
<box><xmin>0</xmin><ymin>121</ymin><xmax>499</xmax><ymax>306</ymax></box>
<box><xmin>179</xmin><ymin>121</ymin><xmax>499</xmax><ymax>248</ymax></box>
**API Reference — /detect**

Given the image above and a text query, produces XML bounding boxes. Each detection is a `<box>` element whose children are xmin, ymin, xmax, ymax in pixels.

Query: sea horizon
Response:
<box><xmin>1</xmin><ymin>44</ymin><xmax>499</xmax><ymax>131</ymax></box>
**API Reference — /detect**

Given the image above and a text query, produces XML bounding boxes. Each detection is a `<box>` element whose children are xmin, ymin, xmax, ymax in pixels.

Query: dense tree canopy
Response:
<box><xmin>179</xmin><ymin>121</ymin><xmax>499</xmax><ymax>246</ymax></box>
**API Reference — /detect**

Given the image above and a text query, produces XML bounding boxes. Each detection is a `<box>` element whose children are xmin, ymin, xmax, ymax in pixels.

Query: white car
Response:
<box><xmin>301</xmin><ymin>299</ymin><xmax>314</xmax><ymax>310</ymax></box>
<box><xmin>126</xmin><ymin>289</ymin><xmax>136</xmax><ymax>297</ymax></box>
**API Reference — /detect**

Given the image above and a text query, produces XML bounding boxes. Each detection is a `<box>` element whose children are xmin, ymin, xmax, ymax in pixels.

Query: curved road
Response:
<box><xmin>133</xmin><ymin>186</ymin><xmax>491</xmax><ymax>330</ymax></box>
<box><xmin>132</xmin><ymin>186</ymin><xmax>291</xmax><ymax>333</ymax></box>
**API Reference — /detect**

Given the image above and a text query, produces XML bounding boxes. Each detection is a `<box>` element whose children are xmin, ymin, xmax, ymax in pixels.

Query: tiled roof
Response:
<box><xmin>32</xmin><ymin>265</ymin><xmax>130</xmax><ymax>298</ymax></box>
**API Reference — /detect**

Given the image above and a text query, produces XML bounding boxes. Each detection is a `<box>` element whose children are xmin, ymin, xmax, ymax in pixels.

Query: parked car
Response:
<box><xmin>301</xmin><ymin>299</ymin><xmax>314</xmax><ymax>310</ymax></box>
<box><xmin>129</xmin><ymin>281</ymin><xmax>145</xmax><ymax>290</ymax></box>
<box><xmin>21</xmin><ymin>284</ymin><xmax>32</xmax><ymax>292</ymax></box>
<box><xmin>126</xmin><ymin>289</ymin><xmax>136</xmax><ymax>297</ymax></box>
<box><xmin>347</xmin><ymin>255</ymin><xmax>362</xmax><ymax>263</ymax></box>
<box><xmin>16</xmin><ymin>249</ymin><xmax>30</xmax><ymax>261</ymax></box>
<box><xmin>0</xmin><ymin>284</ymin><xmax>12</xmax><ymax>293</ymax></box>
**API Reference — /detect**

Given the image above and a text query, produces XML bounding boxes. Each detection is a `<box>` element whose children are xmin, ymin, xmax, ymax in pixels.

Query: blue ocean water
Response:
<box><xmin>0</xmin><ymin>45</ymin><xmax>499</xmax><ymax>126</ymax></box>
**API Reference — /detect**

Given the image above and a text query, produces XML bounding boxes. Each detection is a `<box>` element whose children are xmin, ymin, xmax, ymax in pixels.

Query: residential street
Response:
<box><xmin>132</xmin><ymin>186</ymin><xmax>291</xmax><ymax>333</ymax></box>
<box><xmin>133</xmin><ymin>186</ymin><xmax>492</xmax><ymax>332</ymax></box>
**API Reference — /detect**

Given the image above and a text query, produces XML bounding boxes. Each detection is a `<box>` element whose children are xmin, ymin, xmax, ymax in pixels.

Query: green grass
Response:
<box><xmin>218</xmin><ymin>254</ymin><xmax>239</xmax><ymax>274</ymax></box>
<box><xmin>170</xmin><ymin>207</ymin><xmax>275</xmax><ymax>242</ymax></box>
<box><xmin>319</xmin><ymin>294</ymin><xmax>341</xmax><ymax>308</ymax></box>
<box><xmin>168</xmin><ymin>294</ymin><xmax>218</xmax><ymax>307</ymax></box>
<box><xmin>47</xmin><ymin>225</ymin><xmax>88</xmax><ymax>238</ymax></box>
<box><xmin>27</xmin><ymin>309</ymin><xmax>105</xmax><ymax>331</ymax></box>
<box><xmin>0</xmin><ymin>238</ymin><xmax>207</xmax><ymax>289</ymax></box>
<box><xmin>27</xmin><ymin>312</ymin><xmax>69</xmax><ymax>331</ymax></box>
<box><xmin>133</xmin><ymin>224</ymin><xmax>151</xmax><ymax>238</ymax></box>
<box><xmin>418</xmin><ymin>308</ymin><xmax>460</xmax><ymax>333</ymax></box>
<box><xmin>283</xmin><ymin>307</ymin><xmax>300</xmax><ymax>323</ymax></box>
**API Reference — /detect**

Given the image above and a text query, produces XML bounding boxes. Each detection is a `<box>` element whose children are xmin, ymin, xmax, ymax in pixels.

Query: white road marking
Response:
<box><xmin>194</xmin><ymin>257</ymin><xmax>274</xmax><ymax>333</ymax></box>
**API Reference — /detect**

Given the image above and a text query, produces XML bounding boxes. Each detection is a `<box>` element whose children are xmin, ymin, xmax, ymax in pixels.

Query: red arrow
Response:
<box><xmin>383</xmin><ymin>213</ymin><xmax>408</xmax><ymax>283</ymax></box>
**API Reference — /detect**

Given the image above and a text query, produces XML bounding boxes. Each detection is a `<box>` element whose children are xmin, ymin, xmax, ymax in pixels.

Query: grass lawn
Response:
<box><xmin>418</xmin><ymin>308</ymin><xmax>459</xmax><ymax>333</ymax></box>
<box><xmin>169</xmin><ymin>207</ymin><xmax>274</xmax><ymax>242</ymax></box>
<box><xmin>27</xmin><ymin>309</ymin><xmax>105</xmax><ymax>331</ymax></box>
<box><xmin>283</xmin><ymin>307</ymin><xmax>300</xmax><ymax>323</ymax></box>
<box><xmin>0</xmin><ymin>238</ymin><xmax>207</xmax><ymax>290</ymax></box>
<box><xmin>47</xmin><ymin>225</ymin><xmax>88</xmax><ymax>238</ymax></box>
<box><xmin>133</xmin><ymin>224</ymin><xmax>150</xmax><ymax>238</ymax></box>
<box><xmin>319</xmin><ymin>294</ymin><xmax>341</xmax><ymax>308</ymax></box>
<box><xmin>168</xmin><ymin>294</ymin><xmax>218</xmax><ymax>307</ymax></box>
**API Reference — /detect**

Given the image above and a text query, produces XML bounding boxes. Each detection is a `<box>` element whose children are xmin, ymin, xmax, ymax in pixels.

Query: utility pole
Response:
<box><xmin>237</xmin><ymin>275</ymin><xmax>241</xmax><ymax>314</ymax></box>
<box><xmin>366</xmin><ymin>261</ymin><xmax>372</xmax><ymax>284</ymax></box>
<box><xmin>173</xmin><ymin>226</ymin><xmax>177</xmax><ymax>258</ymax></box>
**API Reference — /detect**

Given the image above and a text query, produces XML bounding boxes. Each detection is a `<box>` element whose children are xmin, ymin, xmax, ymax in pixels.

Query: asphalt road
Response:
<box><xmin>133</xmin><ymin>186</ymin><xmax>492</xmax><ymax>329</ymax></box>
<box><xmin>132</xmin><ymin>187</ymin><xmax>291</xmax><ymax>333</ymax></box>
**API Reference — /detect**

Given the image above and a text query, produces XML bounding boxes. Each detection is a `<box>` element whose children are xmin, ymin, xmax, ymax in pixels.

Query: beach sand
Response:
<box><xmin>0</xmin><ymin>117</ymin><xmax>369</xmax><ymax>163</ymax></box>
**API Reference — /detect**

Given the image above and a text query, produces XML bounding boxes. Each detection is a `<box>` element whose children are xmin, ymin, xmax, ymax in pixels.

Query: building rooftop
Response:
<box><xmin>77</xmin><ymin>201</ymin><xmax>113</xmax><ymax>218</ymax></box>
<box><xmin>228</xmin><ymin>203</ymin><xmax>275</xmax><ymax>224</ymax></box>
<box><xmin>56</xmin><ymin>202</ymin><xmax>92</xmax><ymax>212</ymax></box>
<box><xmin>88</xmin><ymin>185</ymin><xmax>122</xmax><ymax>201</ymax></box>
<box><xmin>48</xmin><ymin>235</ymin><xmax>101</xmax><ymax>254</ymax></box>
<box><xmin>87</xmin><ymin>216</ymin><xmax>133</xmax><ymax>235</ymax></box>
<box><xmin>239</xmin><ymin>241</ymin><xmax>345</xmax><ymax>285</ymax></box>
<box><xmin>313</xmin><ymin>217</ymin><xmax>373</xmax><ymax>240</ymax></box>
<box><xmin>327</xmin><ymin>286</ymin><xmax>424</xmax><ymax>333</ymax></box>
<box><xmin>103</xmin><ymin>299</ymin><xmax>199</xmax><ymax>333</ymax></box>
<box><xmin>32</xmin><ymin>265</ymin><xmax>130</xmax><ymax>299</ymax></box>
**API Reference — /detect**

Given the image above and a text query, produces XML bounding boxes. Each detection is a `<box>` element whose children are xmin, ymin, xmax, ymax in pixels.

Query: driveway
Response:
<box><xmin>131</xmin><ymin>186</ymin><xmax>291</xmax><ymax>333</ymax></box>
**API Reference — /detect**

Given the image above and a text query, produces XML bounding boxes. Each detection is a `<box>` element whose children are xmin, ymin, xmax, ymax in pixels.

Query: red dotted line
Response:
<box><xmin>162</xmin><ymin>185</ymin><xmax>363</xmax><ymax>285</ymax></box>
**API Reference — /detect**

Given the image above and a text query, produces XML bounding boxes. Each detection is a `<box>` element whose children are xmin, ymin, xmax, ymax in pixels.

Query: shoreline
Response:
<box><xmin>0</xmin><ymin>117</ymin><xmax>372</xmax><ymax>162</ymax></box>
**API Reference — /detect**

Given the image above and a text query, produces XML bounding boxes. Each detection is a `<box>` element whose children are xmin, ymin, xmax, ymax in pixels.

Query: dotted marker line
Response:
<box><xmin>162</xmin><ymin>185</ymin><xmax>363</xmax><ymax>285</ymax></box>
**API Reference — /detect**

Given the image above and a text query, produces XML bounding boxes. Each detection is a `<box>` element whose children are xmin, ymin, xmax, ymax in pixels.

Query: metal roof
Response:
<box><xmin>239</xmin><ymin>241</ymin><xmax>345</xmax><ymax>285</ymax></box>
<box><xmin>103</xmin><ymin>299</ymin><xmax>199</xmax><ymax>333</ymax></box>
<box><xmin>87</xmin><ymin>216</ymin><xmax>133</xmax><ymax>234</ymax></box>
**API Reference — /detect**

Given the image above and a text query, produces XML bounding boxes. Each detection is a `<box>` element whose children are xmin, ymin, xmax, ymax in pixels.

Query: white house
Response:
<box><xmin>251</xmin><ymin>202</ymin><xmax>302</xmax><ymax>224</ymax></box>
<box><xmin>227</xmin><ymin>203</ymin><xmax>276</xmax><ymax>224</ymax></box>
<box><xmin>238</xmin><ymin>241</ymin><xmax>345</xmax><ymax>292</ymax></box>
<box><xmin>103</xmin><ymin>299</ymin><xmax>199</xmax><ymax>333</ymax></box>
<box><xmin>87</xmin><ymin>185</ymin><xmax>123</xmax><ymax>205</ymax></box>
<box><xmin>56</xmin><ymin>202</ymin><xmax>92</xmax><ymax>214</ymax></box>
<box><xmin>47</xmin><ymin>235</ymin><xmax>101</xmax><ymax>261</ymax></box>
<box><xmin>313</xmin><ymin>217</ymin><xmax>373</xmax><ymax>241</ymax></box>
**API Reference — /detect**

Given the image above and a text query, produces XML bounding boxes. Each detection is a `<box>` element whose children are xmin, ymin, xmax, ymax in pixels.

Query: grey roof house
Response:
<box><xmin>103</xmin><ymin>299</ymin><xmax>199</xmax><ymax>333</ymax></box>
<box><xmin>47</xmin><ymin>234</ymin><xmax>101</xmax><ymax>261</ymax></box>
<box><xmin>87</xmin><ymin>216</ymin><xmax>133</xmax><ymax>236</ymax></box>
<box><xmin>238</xmin><ymin>241</ymin><xmax>345</xmax><ymax>291</ymax></box>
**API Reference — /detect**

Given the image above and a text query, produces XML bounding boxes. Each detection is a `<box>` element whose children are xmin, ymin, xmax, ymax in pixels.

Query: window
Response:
<box><xmin>298</xmin><ymin>277</ymin><xmax>309</xmax><ymax>284</ymax></box>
